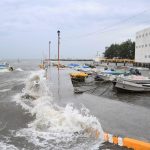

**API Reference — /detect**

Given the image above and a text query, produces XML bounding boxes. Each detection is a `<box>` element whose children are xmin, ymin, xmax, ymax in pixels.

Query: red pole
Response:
<box><xmin>57</xmin><ymin>30</ymin><xmax>60</xmax><ymax>67</ymax></box>
<box><xmin>49</xmin><ymin>41</ymin><xmax>51</xmax><ymax>66</ymax></box>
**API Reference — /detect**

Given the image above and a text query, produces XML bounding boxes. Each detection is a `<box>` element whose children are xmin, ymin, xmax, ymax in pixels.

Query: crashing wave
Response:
<box><xmin>13</xmin><ymin>70</ymin><xmax>104</xmax><ymax>150</ymax></box>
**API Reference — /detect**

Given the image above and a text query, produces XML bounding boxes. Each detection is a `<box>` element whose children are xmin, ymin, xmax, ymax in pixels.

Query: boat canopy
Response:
<box><xmin>68</xmin><ymin>64</ymin><xmax>80</xmax><ymax>68</ymax></box>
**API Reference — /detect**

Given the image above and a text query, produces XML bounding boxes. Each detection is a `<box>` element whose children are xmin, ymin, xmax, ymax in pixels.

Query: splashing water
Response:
<box><xmin>0</xmin><ymin>141</ymin><xmax>18</xmax><ymax>150</ymax></box>
<box><xmin>0</xmin><ymin>89</ymin><xmax>11</xmax><ymax>92</ymax></box>
<box><xmin>13</xmin><ymin>70</ymin><xmax>104</xmax><ymax>150</ymax></box>
<box><xmin>0</xmin><ymin>69</ymin><xmax>10</xmax><ymax>73</ymax></box>
<box><xmin>20</xmin><ymin>70</ymin><xmax>50</xmax><ymax>99</ymax></box>
<box><xmin>15</xmin><ymin>68</ymin><xmax>24</xmax><ymax>72</ymax></box>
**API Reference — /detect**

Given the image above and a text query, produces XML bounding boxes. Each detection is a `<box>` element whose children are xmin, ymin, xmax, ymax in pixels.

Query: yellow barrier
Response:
<box><xmin>124</xmin><ymin>138</ymin><xmax>150</xmax><ymax>150</ymax></box>
<box><xmin>103</xmin><ymin>132</ymin><xmax>150</xmax><ymax>150</ymax></box>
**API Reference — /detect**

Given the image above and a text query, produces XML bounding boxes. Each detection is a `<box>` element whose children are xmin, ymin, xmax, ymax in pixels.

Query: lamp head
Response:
<box><xmin>57</xmin><ymin>30</ymin><xmax>60</xmax><ymax>36</ymax></box>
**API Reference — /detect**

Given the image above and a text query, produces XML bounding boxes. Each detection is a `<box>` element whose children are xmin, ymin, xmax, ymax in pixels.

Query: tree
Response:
<box><xmin>104</xmin><ymin>39</ymin><xmax>135</xmax><ymax>59</ymax></box>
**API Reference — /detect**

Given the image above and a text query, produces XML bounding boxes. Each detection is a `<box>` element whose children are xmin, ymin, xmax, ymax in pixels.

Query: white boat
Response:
<box><xmin>95</xmin><ymin>69</ymin><xmax>127</xmax><ymax>81</ymax></box>
<box><xmin>95</xmin><ymin>73</ymin><xmax>116</xmax><ymax>81</ymax></box>
<box><xmin>114</xmin><ymin>75</ymin><xmax>150</xmax><ymax>92</ymax></box>
<box><xmin>0</xmin><ymin>62</ymin><xmax>13</xmax><ymax>71</ymax></box>
<box><xmin>114</xmin><ymin>80</ymin><xmax>150</xmax><ymax>92</ymax></box>
<box><xmin>74</xmin><ymin>66</ymin><xmax>95</xmax><ymax>75</ymax></box>
<box><xmin>129</xmin><ymin>66</ymin><xmax>149</xmax><ymax>71</ymax></box>
<box><xmin>117</xmin><ymin>75</ymin><xmax>150</xmax><ymax>84</ymax></box>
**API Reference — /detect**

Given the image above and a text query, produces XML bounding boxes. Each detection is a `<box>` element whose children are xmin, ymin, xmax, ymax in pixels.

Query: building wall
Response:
<box><xmin>135</xmin><ymin>27</ymin><xmax>150</xmax><ymax>63</ymax></box>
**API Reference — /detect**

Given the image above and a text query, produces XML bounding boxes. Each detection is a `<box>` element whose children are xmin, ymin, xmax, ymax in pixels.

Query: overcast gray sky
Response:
<box><xmin>0</xmin><ymin>0</ymin><xmax>150</xmax><ymax>59</ymax></box>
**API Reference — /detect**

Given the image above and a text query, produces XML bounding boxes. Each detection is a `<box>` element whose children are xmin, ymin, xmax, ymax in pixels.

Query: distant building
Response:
<box><xmin>135</xmin><ymin>27</ymin><xmax>150</xmax><ymax>63</ymax></box>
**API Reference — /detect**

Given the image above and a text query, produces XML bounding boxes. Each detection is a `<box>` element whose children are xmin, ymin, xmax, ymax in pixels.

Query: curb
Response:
<box><xmin>103</xmin><ymin>132</ymin><xmax>150</xmax><ymax>150</ymax></box>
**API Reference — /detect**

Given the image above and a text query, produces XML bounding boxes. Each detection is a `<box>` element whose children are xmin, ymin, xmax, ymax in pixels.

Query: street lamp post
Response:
<box><xmin>49</xmin><ymin>41</ymin><xmax>51</xmax><ymax>66</ymax></box>
<box><xmin>57</xmin><ymin>30</ymin><xmax>60</xmax><ymax>67</ymax></box>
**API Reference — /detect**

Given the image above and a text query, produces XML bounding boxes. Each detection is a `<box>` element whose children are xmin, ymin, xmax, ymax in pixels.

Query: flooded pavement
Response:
<box><xmin>0</xmin><ymin>60</ymin><xmax>149</xmax><ymax>149</ymax></box>
<box><xmin>49</xmin><ymin>67</ymin><xmax>150</xmax><ymax>142</ymax></box>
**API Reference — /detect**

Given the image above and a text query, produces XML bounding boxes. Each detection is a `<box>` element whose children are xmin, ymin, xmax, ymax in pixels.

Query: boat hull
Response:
<box><xmin>95</xmin><ymin>74</ymin><xmax>116</xmax><ymax>81</ymax></box>
<box><xmin>115</xmin><ymin>81</ymin><xmax>150</xmax><ymax>92</ymax></box>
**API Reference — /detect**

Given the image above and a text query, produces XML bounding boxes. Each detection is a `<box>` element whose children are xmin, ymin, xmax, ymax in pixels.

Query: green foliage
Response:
<box><xmin>104</xmin><ymin>39</ymin><xmax>135</xmax><ymax>59</ymax></box>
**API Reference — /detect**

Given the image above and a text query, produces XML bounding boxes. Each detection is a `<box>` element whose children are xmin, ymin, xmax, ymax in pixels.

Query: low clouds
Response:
<box><xmin>0</xmin><ymin>0</ymin><xmax>150</xmax><ymax>58</ymax></box>
<box><xmin>0</xmin><ymin>0</ymin><xmax>149</xmax><ymax>33</ymax></box>
<box><xmin>0</xmin><ymin>0</ymin><xmax>108</xmax><ymax>31</ymax></box>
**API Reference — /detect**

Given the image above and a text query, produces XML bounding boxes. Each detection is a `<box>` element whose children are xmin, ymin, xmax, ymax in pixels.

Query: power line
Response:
<box><xmin>64</xmin><ymin>8</ymin><xmax>150</xmax><ymax>40</ymax></box>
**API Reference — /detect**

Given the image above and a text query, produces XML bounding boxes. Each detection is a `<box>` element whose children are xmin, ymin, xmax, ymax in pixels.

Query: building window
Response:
<box><xmin>139</xmin><ymin>45</ymin><xmax>141</xmax><ymax>48</ymax></box>
<box><xmin>145</xmin><ymin>44</ymin><xmax>147</xmax><ymax>47</ymax></box>
<box><xmin>149</xmin><ymin>44</ymin><xmax>150</xmax><ymax>47</ymax></box>
<box><xmin>143</xmin><ymin>34</ymin><xmax>144</xmax><ymax>37</ymax></box>
<box><xmin>139</xmin><ymin>35</ymin><xmax>141</xmax><ymax>38</ymax></box>
<box><xmin>145</xmin><ymin>55</ymin><xmax>147</xmax><ymax>58</ymax></box>
<box><xmin>146</xmin><ymin>33</ymin><xmax>148</xmax><ymax>36</ymax></box>
<box><xmin>149</xmin><ymin>55</ymin><xmax>150</xmax><ymax>58</ymax></box>
<box><xmin>142</xmin><ymin>45</ymin><xmax>144</xmax><ymax>48</ymax></box>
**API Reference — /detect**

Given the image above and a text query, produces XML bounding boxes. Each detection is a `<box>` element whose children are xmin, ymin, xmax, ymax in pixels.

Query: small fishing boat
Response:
<box><xmin>95</xmin><ymin>73</ymin><xmax>116</xmax><ymax>81</ymax></box>
<box><xmin>53</xmin><ymin>63</ymin><xmax>66</xmax><ymax>68</ymax></box>
<box><xmin>102</xmin><ymin>69</ymin><xmax>129</xmax><ymax>75</ymax></box>
<box><xmin>0</xmin><ymin>62</ymin><xmax>13</xmax><ymax>71</ymax></box>
<box><xmin>70</xmin><ymin>72</ymin><xmax>88</xmax><ymax>83</ymax></box>
<box><xmin>95</xmin><ymin>69</ymin><xmax>128</xmax><ymax>81</ymax></box>
<box><xmin>74</xmin><ymin>66</ymin><xmax>93</xmax><ymax>75</ymax></box>
<box><xmin>68</xmin><ymin>63</ymin><xmax>80</xmax><ymax>68</ymax></box>
<box><xmin>129</xmin><ymin>66</ymin><xmax>149</xmax><ymax>71</ymax></box>
<box><xmin>95</xmin><ymin>67</ymin><xmax>142</xmax><ymax>82</ymax></box>
<box><xmin>117</xmin><ymin>75</ymin><xmax>150</xmax><ymax>84</ymax></box>
<box><xmin>114</xmin><ymin>80</ymin><xmax>150</xmax><ymax>92</ymax></box>
<box><xmin>114</xmin><ymin>75</ymin><xmax>150</xmax><ymax>92</ymax></box>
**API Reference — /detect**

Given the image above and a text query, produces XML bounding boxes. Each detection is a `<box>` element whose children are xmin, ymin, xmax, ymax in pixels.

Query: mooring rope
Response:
<box><xmin>74</xmin><ymin>81</ymin><xmax>109</xmax><ymax>92</ymax></box>
<box><xmin>98</xmin><ymin>84</ymin><xmax>113</xmax><ymax>96</ymax></box>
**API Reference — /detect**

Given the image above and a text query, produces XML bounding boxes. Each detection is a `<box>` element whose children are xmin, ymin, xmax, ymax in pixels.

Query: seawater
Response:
<box><xmin>0</xmin><ymin>60</ymin><xmax>104</xmax><ymax>150</ymax></box>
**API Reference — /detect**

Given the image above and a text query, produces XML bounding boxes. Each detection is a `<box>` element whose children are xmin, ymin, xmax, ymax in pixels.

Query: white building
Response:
<box><xmin>135</xmin><ymin>27</ymin><xmax>150</xmax><ymax>63</ymax></box>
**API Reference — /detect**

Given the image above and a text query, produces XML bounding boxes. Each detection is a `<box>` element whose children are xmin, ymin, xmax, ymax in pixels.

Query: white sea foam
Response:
<box><xmin>0</xmin><ymin>89</ymin><xmax>11</xmax><ymax>92</ymax></box>
<box><xmin>15</xmin><ymin>68</ymin><xmax>24</xmax><ymax>71</ymax></box>
<box><xmin>13</xmin><ymin>70</ymin><xmax>104</xmax><ymax>150</ymax></box>
<box><xmin>0</xmin><ymin>69</ymin><xmax>9</xmax><ymax>73</ymax></box>
<box><xmin>0</xmin><ymin>141</ymin><xmax>18</xmax><ymax>150</ymax></box>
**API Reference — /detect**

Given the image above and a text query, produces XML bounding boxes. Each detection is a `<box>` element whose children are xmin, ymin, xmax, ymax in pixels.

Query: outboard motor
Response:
<box><xmin>9</xmin><ymin>67</ymin><xmax>14</xmax><ymax>71</ymax></box>
<box><xmin>104</xmin><ymin>67</ymin><xmax>108</xmax><ymax>70</ymax></box>
<box><xmin>129</xmin><ymin>68</ymin><xmax>141</xmax><ymax>75</ymax></box>
<box><xmin>135</xmin><ymin>69</ymin><xmax>141</xmax><ymax>75</ymax></box>
<box><xmin>129</xmin><ymin>68</ymin><xmax>134</xmax><ymax>74</ymax></box>
<box><xmin>110</xmin><ymin>68</ymin><xmax>114</xmax><ymax>71</ymax></box>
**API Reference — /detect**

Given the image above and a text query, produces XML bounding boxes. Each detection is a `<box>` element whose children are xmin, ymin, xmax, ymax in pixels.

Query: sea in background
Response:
<box><xmin>0</xmin><ymin>59</ymin><xmax>150</xmax><ymax>150</ymax></box>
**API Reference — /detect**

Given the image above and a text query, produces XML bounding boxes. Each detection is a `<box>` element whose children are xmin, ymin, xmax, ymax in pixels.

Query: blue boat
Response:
<box><xmin>102</xmin><ymin>70</ymin><xmax>126</xmax><ymax>75</ymax></box>
<box><xmin>68</xmin><ymin>63</ymin><xmax>80</xmax><ymax>68</ymax></box>
<box><xmin>95</xmin><ymin>69</ymin><xmax>129</xmax><ymax>81</ymax></box>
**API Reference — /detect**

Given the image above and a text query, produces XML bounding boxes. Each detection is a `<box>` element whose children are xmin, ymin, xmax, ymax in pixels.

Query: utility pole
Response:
<box><xmin>49</xmin><ymin>41</ymin><xmax>51</xmax><ymax>66</ymax></box>
<box><xmin>57</xmin><ymin>30</ymin><xmax>60</xmax><ymax>67</ymax></box>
